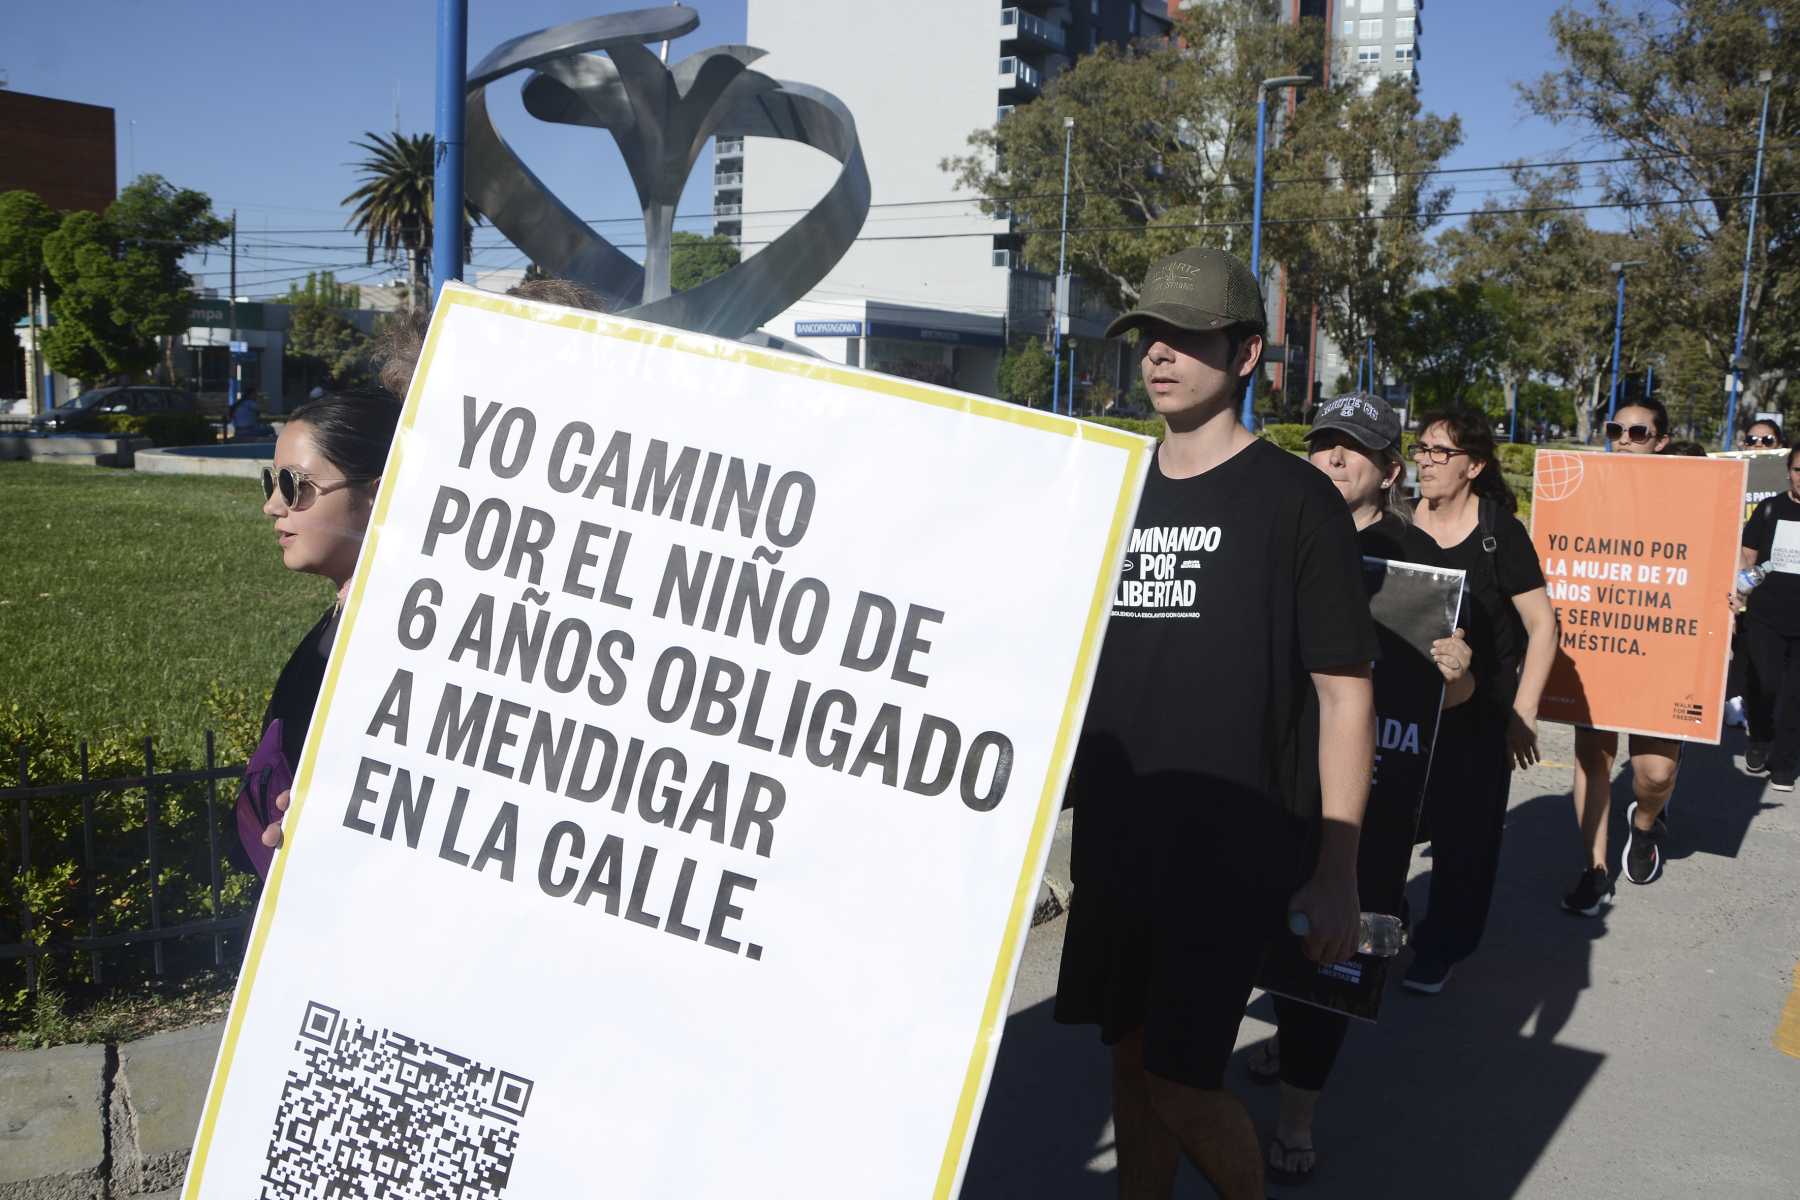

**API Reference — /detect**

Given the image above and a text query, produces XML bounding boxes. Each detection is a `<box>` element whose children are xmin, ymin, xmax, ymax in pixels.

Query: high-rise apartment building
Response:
<box><xmin>728</xmin><ymin>0</ymin><xmax>1169</xmax><ymax>396</ymax></box>
<box><xmin>1276</xmin><ymin>0</ymin><xmax>1422</xmax><ymax>406</ymax></box>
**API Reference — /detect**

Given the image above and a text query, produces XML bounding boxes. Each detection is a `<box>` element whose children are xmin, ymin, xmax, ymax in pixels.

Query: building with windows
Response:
<box><xmin>1271</xmin><ymin>0</ymin><xmax>1422</xmax><ymax>411</ymax></box>
<box><xmin>728</xmin><ymin>0</ymin><xmax>1169</xmax><ymax>397</ymax></box>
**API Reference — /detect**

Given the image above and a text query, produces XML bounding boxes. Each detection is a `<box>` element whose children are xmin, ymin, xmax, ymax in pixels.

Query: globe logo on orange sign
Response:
<box><xmin>1536</xmin><ymin>452</ymin><xmax>1586</xmax><ymax>502</ymax></box>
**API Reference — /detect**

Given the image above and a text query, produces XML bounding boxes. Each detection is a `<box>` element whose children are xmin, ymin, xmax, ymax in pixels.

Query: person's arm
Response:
<box><xmin>1288</xmin><ymin>662</ymin><xmax>1375</xmax><ymax>965</ymax></box>
<box><xmin>1507</xmin><ymin>587</ymin><xmax>1558</xmax><ymax>768</ymax></box>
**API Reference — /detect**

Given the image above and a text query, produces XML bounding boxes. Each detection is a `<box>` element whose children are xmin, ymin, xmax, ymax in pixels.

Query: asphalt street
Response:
<box><xmin>964</xmin><ymin>721</ymin><xmax>1800</xmax><ymax>1198</ymax></box>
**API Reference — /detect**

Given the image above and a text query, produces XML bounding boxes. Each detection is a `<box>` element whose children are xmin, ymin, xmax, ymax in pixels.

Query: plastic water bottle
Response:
<box><xmin>1738</xmin><ymin>561</ymin><xmax>1773</xmax><ymax>593</ymax></box>
<box><xmin>1286</xmin><ymin>911</ymin><xmax>1408</xmax><ymax>957</ymax></box>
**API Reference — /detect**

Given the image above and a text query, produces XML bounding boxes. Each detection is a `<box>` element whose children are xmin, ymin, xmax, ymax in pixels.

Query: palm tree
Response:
<box><xmin>342</xmin><ymin>131</ymin><xmax>481</xmax><ymax>306</ymax></box>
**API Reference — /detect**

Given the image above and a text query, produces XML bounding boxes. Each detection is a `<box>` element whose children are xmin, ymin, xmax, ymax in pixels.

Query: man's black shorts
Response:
<box><xmin>1053</xmin><ymin>774</ymin><xmax>1311</xmax><ymax>1091</ymax></box>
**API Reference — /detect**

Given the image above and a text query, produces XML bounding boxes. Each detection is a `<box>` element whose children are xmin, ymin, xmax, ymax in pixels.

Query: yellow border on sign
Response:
<box><xmin>183</xmin><ymin>284</ymin><xmax>1150</xmax><ymax>1199</ymax></box>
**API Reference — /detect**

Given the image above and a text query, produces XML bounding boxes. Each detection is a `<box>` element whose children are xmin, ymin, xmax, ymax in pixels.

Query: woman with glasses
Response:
<box><xmin>1251</xmin><ymin>394</ymin><xmax>1475</xmax><ymax>1183</ymax></box>
<box><xmin>1739</xmin><ymin>443</ymin><xmax>1800</xmax><ymax>791</ymax></box>
<box><xmin>1561</xmin><ymin>400</ymin><xmax>1687</xmax><ymax>915</ymax></box>
<box><xmin>1402</xmin><ymin>408</ymin><xmax>1557</xmax><ymax>994</ymax></box>
<box><xmin>232</xmin><ymin>392</ymin><xmax>403</xmax><ymax>874</ymax></box>
<box><xmin>1742</xmin><ymin>418</ymin><xmax>1784</xmax><ymax>451</ymax></box>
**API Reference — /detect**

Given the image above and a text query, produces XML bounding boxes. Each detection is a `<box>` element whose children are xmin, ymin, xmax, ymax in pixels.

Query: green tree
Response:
<box><xmin>343</xmin><ymin>132</ymin><xmax>482</xmax><ymax>306</ymax></box>
<box><xmin>943</xmin><ymin>0</ymin><xmax>1320</xmax><ymax>308</ymax></box>
<box><xmin>0</xmin><ymin>191</ymin><xmax>60</xmax><ymax>395</ymax></box>
<box><xmin>284</xmin><ymin>272</ymin><xmax>370</xmax><ymax>394</ymax></box>
<box><xmin>669</xmin><ymin>232</ymin><xmax>741</xmax><ymax>291</ymax></box>
<box><xmin>1522</xmin><ymin>0</ymin><xmax>1798</xmax><ymax>438</ymax></box>
<box><xmin>1389</xmin><ymin>283</ymin><xmax>1508</xmax><ymax>411</ymax></box>
<box><xmin>283</xmin><ymin>270</ymin><xmax>362</xmax><ymax>309</ymax></box>
<box><xmin>38</xmin><ymin>176</ymin><xmax>229</xmax><ymax>383</ymax></box>
<box><xmin>1438</xmin><ymin>167</ymin><xmax>1642</xmax><ymax>442</ymax></box>
<box><xmin>998</xmin><ymin>341</ymin><xmax>1056</xmax><ymax>407</ymax></box>
<box><xmin>1263</xmin><ymin>77</ymin><xmax>1462</xmax><ymax>377</ymax></box>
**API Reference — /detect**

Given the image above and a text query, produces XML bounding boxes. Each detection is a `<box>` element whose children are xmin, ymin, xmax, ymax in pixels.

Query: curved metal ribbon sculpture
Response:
<box><xmin>466</xmin><ymin>7</ymin><xmax>871</xmax><ymax>342</ymax></box>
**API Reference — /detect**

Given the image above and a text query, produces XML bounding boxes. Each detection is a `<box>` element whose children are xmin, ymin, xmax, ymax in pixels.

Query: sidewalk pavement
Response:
<box><xmin>965</xmin><ymin>720</ymin><xmax>1800</xmax><ymax>1198</ymax></box>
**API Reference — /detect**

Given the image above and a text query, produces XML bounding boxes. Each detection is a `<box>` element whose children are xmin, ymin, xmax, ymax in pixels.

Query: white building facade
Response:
<box><xmin>735</xmin><ymin>0</ymin><xmax>1169</xmax><ymax>397</ymax></box>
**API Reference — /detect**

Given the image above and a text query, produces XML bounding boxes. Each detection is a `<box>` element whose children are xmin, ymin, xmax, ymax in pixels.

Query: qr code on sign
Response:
<box><xmin>262</xmin><ymin>1001</ymin><xmax>533</xmax><ymax>1200</ymax></box>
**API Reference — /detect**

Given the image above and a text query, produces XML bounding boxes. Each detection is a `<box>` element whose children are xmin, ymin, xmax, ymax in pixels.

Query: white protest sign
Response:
<box><xmin>185</xmin><ymin>285</ymin><xmax>1151</xmax><ymax>1200</ymax></box>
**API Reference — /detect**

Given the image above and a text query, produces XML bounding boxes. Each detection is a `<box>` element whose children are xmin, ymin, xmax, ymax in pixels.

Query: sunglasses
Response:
<box><xmin>1604</xmin><ymin>422</ymin><xmax>1656</xmax><ymax>444</ymax></box>
<box><xmin>1746</xmin><ymin>434</ymin><xmax>1782</xmax><ymax>448</ymax></box>
<box><xmin>260</xmin><ymin>465</ymin><xmax>377</xmax><ymax>511</ymax></box>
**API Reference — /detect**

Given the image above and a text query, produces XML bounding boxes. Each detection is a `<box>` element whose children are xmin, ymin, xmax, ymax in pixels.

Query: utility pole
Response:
<box><xmin>431</xmin><ymin>0</ymin><xmax>469</xmax><ymax>302</ymax></box>
<box><xmin>227</xmin><ymin>211</ymin><xmax>239</xmax><ymax>427</ymax></box>
<box><xmin>1243</xmin><ymin>74</ymin><xmax>1311</xmax><ymax>429</ymax></box>
<box><xmin>1051</xmin><ymin>116</ymin><xmax>1074</xmax><ymax>416</ymax></box>
<box><xmin>1722</xmin><ymin>67</ymin><xmax>1776</xmax><ymax>448</ymax></box>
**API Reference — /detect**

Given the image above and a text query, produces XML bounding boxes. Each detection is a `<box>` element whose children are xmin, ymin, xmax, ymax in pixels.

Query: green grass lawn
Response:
<box><xmin>0</xmin><ymin>461</ymin><xmax>337</xmax><ymax>762</ymax></box>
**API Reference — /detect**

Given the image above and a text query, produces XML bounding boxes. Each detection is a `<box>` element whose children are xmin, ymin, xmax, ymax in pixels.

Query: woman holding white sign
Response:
<box><xmin>1249</xmin><ymin>393</ymin><xmax>1475</xmax><ymax>1184</ymax></box>
<box><xmin>1740</xmin><ymin>441</ymin><xmax>1800</xmax><ymax>791</ymax></box>
<box><xmin>232</xmin><ymin>393</ymin><xmax>401</xmax><ymax>872</ymax></box>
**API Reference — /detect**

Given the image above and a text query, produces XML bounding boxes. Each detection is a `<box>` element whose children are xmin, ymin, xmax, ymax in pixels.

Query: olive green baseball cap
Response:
<box><xmin>1104</xmin><ymin>246</ymin><xmax>1267</xmax><ymax>339</ymax></box>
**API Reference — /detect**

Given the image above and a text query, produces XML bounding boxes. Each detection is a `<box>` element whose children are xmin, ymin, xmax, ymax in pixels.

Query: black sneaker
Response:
<box><xmin>1746</xmin><ymin>743</ymin><xmax>1770</xmax><ymax>774</ymax></box>
<box><xmin>1771</xmin><ymin>772</ymin><xmax>1796</xmax><ymax>793</ymax></box>
<box><xmin>1402</xmin><ymin>957</ymin><xmax>1454</xmax><ymax>995</ymax></box>
<box><xmin>1561</xmin><ymin>866</ymin><xmax>1615</xmax><ymax>916</ymax></box>
<box><xmin>1622</xmin><ymin>801</ymin><xmax>1665</xmax><ymax>884</ymax></box>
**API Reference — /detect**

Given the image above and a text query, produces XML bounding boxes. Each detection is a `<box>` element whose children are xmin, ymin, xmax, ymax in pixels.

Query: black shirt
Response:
<box><xmin>263</xmin><ymin>606</ymin><xmax>340</xmax><ymax>768</ymax></box>
<box><xmin>1359</xmin><ymin>512</ymin><xmax>1449</xmax><ymax>567</ymax></box>
<box><xmin>1742</xmin><ymin>494</ymin><xmax>1800</xmax><ymax>636</ymax></box>
<box><xmin>1426</xmin><ymin>501</ymin><xmax>1544</xmax><ymax>714</ymax></box>
<box><xmin>1074</xmin><ymin>438</ymin><xmax>1379</xmax><ymax>836</ymax></box>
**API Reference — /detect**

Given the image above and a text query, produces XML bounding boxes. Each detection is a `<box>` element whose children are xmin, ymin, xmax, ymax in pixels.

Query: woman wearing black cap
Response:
<box><xmin>1247</xmin><ymin>393</ymin><xmax>1474</xmax><ymax>1183</ymax></box>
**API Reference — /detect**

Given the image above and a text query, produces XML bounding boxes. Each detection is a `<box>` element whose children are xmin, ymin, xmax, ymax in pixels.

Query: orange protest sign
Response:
<box><xmin>1531</xmin><ymin>451</ymin><xmax>1747</xmax><ymax>743</ymax></box>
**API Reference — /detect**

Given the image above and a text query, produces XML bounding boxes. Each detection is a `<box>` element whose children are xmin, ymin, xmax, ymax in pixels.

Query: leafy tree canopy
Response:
<box><xmin>669</xmin><ymin>231</ymin><xmax>741</xmax><ymax>292</ymax></box>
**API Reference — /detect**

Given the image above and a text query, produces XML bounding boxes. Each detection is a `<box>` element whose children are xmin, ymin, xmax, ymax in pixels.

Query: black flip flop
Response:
<box><xmin>1266</xmin><ymin>1134</ymin><xmax>1318</xmax><ymax>1186</ymax></box>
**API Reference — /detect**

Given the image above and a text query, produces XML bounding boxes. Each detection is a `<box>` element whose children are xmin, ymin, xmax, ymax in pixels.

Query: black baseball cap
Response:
<box><xmin>1104</xmin><ymin>247</ymin><xmax>1267</xmax><ymax>339</ymax></box>
<box><xmin>1310</xmin><ymin>391</ymin><xmax>1402</xmax><ymax>452</ymax></box>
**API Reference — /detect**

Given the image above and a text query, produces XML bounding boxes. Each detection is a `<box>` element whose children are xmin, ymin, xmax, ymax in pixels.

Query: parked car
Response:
<box><xmin>29</xmin><ymin>386</ymin><xmax>198</xmax><ymax>433</ymax></box>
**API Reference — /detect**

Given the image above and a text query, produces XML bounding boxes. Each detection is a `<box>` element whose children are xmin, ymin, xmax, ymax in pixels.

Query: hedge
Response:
<box><xmin>0</xmin><ymin>698</ymin><xmax>261</xmax><ymax>1021</ymax></box>
<box><xmin>87</xmin><ymin>411</ymin><xmax>217</xmax><ymax>447</ymax></box>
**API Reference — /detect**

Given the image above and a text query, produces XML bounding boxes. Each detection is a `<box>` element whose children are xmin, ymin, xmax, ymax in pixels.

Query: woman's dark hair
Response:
<box><xmin>1615</xmin><ymin>395</ymin><xmax>1670</xmax><ymax>437</ymax></box>
<box><xmin>1787</xmin><ymin>443</ymin><xmax>1800</xmax><ymax>471</ymax></box>
<box><xmin>288</xmin><ymin>393</ymin><xmax>403</xmax><ymax>481</ymax></box>
<box><xmin>1660</xmin><ymin>439</ymin><xmax>1708</xmax><ymax>457</ymax></box>
<box><xmin>1416</xmin><ymin>406</ymin><xmax>1516</xmax><ymax>514</ymax></box>
<box><xmin>1749</xmin><ymin>417</ymin><xmax>1785</xmax><ymax>442</ymax></box>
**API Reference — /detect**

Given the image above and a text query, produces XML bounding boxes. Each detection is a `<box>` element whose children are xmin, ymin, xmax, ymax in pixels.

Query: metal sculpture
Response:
<box><xmin>466</xmin><ymin>7</ymin><xmax>870</xmax><ymax>341</ymax></box>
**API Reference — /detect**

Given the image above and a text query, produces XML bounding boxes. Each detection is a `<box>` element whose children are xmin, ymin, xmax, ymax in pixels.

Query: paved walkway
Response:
<box><xmin>966</xmin><ymin>721</ymin><xmax>1800</xmax><ymax>1198</ymax></box>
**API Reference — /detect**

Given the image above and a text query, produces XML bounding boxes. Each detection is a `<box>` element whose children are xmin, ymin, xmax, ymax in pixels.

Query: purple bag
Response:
<box><xmin>234</xmin><ymin>718</ymin><xmax>294</xmax><ymax>879</ymax></box>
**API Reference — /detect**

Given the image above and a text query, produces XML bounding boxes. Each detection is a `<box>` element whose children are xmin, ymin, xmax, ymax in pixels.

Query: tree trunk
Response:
<box><xmin>1577</xmin><ymin>372</ymin><xmax>1602</xmax><ymax>444</ymax></box>
<box><xmin>1503</xmin><ymin>373</ymin><xmax>1519</xmax><ymax>443</ymax></box>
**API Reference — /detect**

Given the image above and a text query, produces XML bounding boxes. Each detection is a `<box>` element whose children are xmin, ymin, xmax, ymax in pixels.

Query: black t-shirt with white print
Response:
<box><xmin>1072</xmin><ymin>438</ymin><xmax>1379</xmax><ymax>861</ymax></box>
<box><xmin>1743</xmin><ymin>493</ymin><xmax>1800</xmax><ymax>636</ymax></box>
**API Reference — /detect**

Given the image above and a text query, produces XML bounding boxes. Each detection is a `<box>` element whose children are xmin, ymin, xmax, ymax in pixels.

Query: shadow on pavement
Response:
<box><xmin>1649</xmin><ymin>733</ymin><xmax>1783</xmax><ymax>862</ymax></box>
<box><xmin>965</xmin><ymin>790</ymin><xmax>1613</xmax><ymax>1198</ymax></box>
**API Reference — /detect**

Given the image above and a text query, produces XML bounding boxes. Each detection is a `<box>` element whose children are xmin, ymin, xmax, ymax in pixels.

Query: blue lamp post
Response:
<box><xmin>1051</xmin><ymin>116</ymin><xmax>1075</xmax><ymax>415</ymax></box>
<box><xmin>1603</xmin><ymin>259</ymin><xmax>1645</xmax><ymax>450</ymax></box>
<box><xmin>431</xmin><ymin>0</ymin><xmax>469</xmax><ymax>302</ymax></box>
<box><xmin>1722</xmin><ymin>67</ymin><xmax>1776</xmax><ymax>448</ymax></box>
<box><xmin>1242</xmin><ymin>74</ymin><xmax>1310</xmax><ymax>430</ymax></box>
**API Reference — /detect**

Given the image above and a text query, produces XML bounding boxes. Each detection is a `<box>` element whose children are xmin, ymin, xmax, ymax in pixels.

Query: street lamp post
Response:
<box><xmin>1051</xmin><ymin>116</ymin><xmax>1075</xmax><ymax>415</ymax></box>
<box><xmin>1722</xmin><ymin>68</ymin><xmax>1775</xmax><ymax>448</ymax></box>
<box><xmin>1603</xmin><ymin>259</ymin><xmax>1646</xmax><ymax>450</ymax></box>
<box><xmin>431</xmin><ymin>0</ymin><xmax>469</xmax><ymax>302</ymax></box>
<box><xmin>1242</xmin><ymin>74</ymin><xmax>1311</xmax><ymax>430</ymax></box>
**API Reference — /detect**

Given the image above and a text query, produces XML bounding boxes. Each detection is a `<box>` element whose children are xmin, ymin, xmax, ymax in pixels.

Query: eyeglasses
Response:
<box><xmin>1746</xmin><ymin>434</ymin><xmax>1782</xmax><ymax>448</ymax></box>
<box><xmin>1408</xmin><ymin>444</ymin><xmax>1470</xmax><ymax>465</ymax></box>
<box><xmin>1604</xmin><ymin>422</ymin><xmax>1656</xmax><ymax>445</ymax></box>
<box><xmin>260</xmin><ymin>465</ymin><xmax>377</xmax><ymax>511</ymax></box>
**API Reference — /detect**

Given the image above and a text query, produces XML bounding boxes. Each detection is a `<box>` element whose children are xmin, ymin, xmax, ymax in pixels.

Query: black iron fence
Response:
<box><xmin>2</xmin><ymin>731</ymin><xmax>257</xmax><ymax>992</ymax></box>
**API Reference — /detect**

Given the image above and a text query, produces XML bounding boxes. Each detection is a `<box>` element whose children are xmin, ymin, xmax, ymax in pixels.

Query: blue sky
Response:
<box><xmin>5</xmin><ymin>0</ymin><xmax>1589</xmax><ymax>298</ymax></box>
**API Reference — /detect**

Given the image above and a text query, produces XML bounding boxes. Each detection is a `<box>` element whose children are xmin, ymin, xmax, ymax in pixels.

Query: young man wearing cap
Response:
<box><xmin>1054</xmin><ymin>247</ymin><xmax>1378</xmax><ymax>1200</ymax></box>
